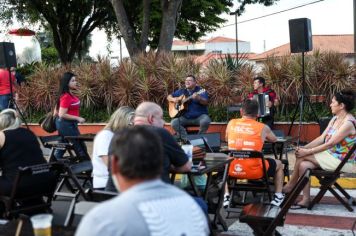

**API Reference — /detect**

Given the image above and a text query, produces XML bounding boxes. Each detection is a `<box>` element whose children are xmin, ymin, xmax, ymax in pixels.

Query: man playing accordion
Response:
<box><xmin>247</xmin><ymin>76</ymin><xmax>279</xmax><ymax>128</ymax></box>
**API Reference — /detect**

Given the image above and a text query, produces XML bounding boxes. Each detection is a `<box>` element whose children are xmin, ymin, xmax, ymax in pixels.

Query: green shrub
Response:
<box><xmin>16</xmin><ymin>52</ymin><xmax>354</xmax><ymax>123</ymax></box>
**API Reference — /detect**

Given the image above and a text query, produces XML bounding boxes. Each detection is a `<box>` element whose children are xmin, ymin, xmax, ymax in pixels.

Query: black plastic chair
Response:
<box><xmin>226</xmin><ymin>150</ymin><xmax>273</xmax><ymax>216</ymax></box>
<box><xmin>0</xmin><ymin>162</ymin><xmax>64</xmax><ymax>219</ymax></box>
<box><xmin>239</xmin><ymin>169</ymin><xmax>311</xmax><ymax>236</ymax></box>
<box><xmin>309</xmin><ymin>143</ymin><xmax>356</xmax><ymax>212</ymax></box>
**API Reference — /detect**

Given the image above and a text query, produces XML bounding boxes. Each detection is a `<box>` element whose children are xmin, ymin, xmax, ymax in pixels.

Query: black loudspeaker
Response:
<box><xmin>0</xmin><ymin>42</ymin><xmax>17</xmax><ymax>68</ymax></box>
<box><xmin>288</xmin><ymin>18</ymin><xmax>313</xmax><ymax>53</ymax></box>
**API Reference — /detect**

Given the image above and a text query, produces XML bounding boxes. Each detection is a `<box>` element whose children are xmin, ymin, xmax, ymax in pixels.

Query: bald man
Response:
<box><xmin>134</xmin><ymin>102</ymin><xmax>192</xmax><ymax>183</ymax></box>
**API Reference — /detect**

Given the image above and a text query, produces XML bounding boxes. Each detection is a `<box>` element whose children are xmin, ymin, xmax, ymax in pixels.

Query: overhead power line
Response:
<box><xmin>223</xmin><ymin>0</ymin><xmax>325</xmax><ymax>28</ymax></box>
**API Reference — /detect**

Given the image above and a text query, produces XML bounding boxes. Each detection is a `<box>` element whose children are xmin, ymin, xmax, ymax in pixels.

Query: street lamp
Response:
<box><xmin>229</xmin><ymin>11</ymin><xmax>238</xmax><ymax>58</ymax></box>
<box><xmin>118</xmin><ymin>34</ymin><xmax>123</xmax><ymax>63</ymax></box>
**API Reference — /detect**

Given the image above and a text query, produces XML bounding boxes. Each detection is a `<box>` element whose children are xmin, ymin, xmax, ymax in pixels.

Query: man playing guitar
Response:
<box><xmin>167</xmin><ymin>75</ymin><xmax>211</xmax><ymax>140</ymax></box>
<box><xmin>247</xmin><ymin>76</ymin><xmax>279</xmax><ymax>129</ymax></box>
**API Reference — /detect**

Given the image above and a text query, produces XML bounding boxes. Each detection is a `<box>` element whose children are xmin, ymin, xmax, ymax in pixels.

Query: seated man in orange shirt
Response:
<box><xmin>224</xmin><ymin>99</ymin><xmax>285</xmax><ymax>207</ymax></box>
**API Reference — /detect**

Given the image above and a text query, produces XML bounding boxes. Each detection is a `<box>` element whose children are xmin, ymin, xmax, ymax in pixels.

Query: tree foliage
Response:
<box><xmin>110</xmin><ymin>0</ymin><xmax>235</xmax><ymax>57</ymax></box>
<box><xmin>234</xmin><ymin>0</ymin><xmax>278</xmax><ymax>15</ymax></box>
<box><xmin>0</xmin><ymin>0</ymin><xmax>279</xmax><ymax>61</ymax></box>
<box><xmin>1</xmin><ymin>0</ymin><xmax>117</xmax><ymax>64</ymax></box>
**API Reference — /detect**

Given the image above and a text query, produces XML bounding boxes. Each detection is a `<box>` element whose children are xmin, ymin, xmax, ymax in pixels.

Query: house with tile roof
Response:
<box><xmin>250</xmin><ymin>34</ymin><xmax>355</xmax><ymax>71</ymax></box>
<box><xmin>172</xmin><ymin>36</ymin><xmax>252</xmax><ymax>65</ymax></box>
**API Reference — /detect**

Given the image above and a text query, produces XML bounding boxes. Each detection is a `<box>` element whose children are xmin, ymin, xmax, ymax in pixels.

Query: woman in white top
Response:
<box><xmin>92</xmin><ymin>106</ymin><xmax>134</xmax><ymax>189</ymax></box>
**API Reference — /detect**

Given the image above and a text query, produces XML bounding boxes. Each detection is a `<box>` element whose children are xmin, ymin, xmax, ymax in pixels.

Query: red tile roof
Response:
<box><xmin>251</xmin><ymin>35</ymin><xmax>354</xmax><ymax>61</ymax></box>
<box><xmin>195</xmin><ymin>52</ymin><xmax>256</xmax><ymax>65</ymax></box>
<box><xmin>172</xmin><ymin>36</ymin><xmax>244</xmax><ymax>46</ymax></box>
<box><xmin>205</xmin><ymin>36</ymin><xmax>245</xmax><ymax>43</ymax></box>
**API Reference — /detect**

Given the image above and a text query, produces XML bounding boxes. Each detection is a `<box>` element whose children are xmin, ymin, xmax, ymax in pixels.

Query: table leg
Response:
<box><xmin>187</xmin><ymin>174</ymin><xmax>201</xmax><ymax>197</ymax></box>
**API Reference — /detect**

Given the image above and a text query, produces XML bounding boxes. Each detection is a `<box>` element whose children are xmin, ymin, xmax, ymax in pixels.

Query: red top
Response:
<box><xmin>59</xmin><ymin>93</ymin><xmax>80</xmax><ymax>117</ymax></box>
<box><xmin>247</xmin><ymin>87</ymin><xmax>277</xmax><ymax>103</ymax></box>
<box><xmin>0</xmin><ymin>69</ymin><xmax>16</xmax><ymax>95</ymax></box>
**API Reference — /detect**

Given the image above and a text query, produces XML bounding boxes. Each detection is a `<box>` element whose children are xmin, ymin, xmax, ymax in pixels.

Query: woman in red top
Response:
<box><xmin>54</xmin><ymin>72</ymin><xmax>87</xmax><ymax>160</ymax></box>
<box><xmin>0</xmin><ymin>68</ymin><xmax>16</xmax><ymax>111</ymax></box>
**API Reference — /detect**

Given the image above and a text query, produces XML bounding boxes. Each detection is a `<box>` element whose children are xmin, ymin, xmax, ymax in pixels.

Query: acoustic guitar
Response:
<box><xmin>168</xmin><ymin>89</ymin><xmax>206</xmax><ymax>118</ymax></box>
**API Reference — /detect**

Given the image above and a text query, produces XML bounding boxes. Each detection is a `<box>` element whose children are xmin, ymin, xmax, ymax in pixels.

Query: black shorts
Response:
<box><xmin>266</xmin><ymin>158</ymin><xmax>277</xmax><ymax>177</ymax></box>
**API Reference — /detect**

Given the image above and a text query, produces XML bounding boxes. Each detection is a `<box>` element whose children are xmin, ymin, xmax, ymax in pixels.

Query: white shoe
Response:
<box><xmin>270</xmin><ymin>193</ymin><xmax>285</xmax><ymax>207</ymax></box>
<box><xmin>223</xmin><ymin>195</ymin><xmax>230</xmax><ymax>208</ymax></box>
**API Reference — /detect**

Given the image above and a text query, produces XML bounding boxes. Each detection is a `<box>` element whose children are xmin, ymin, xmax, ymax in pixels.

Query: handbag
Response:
<box><xmin>39</xmin><ymin>112</ymin><xmax>57</xmax><ymax>133</ymax></box>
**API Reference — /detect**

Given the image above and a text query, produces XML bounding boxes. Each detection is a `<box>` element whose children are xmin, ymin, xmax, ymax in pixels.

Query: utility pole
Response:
<box><xmin>230</xmin><ymin>11</ymin><xmax>238</xmax><ymax>58</ymax></box>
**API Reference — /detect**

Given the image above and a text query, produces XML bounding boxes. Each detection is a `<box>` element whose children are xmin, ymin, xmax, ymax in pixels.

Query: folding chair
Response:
<box><xmin>65</xmin><ymin>189</ymin><xmax>118</xmax><ymax>227</ymax></box>
<box><xmin>38</xmin><ymin>135</ymin><xmax>77</xmax><ymax>162</ymax></box>
<box><xmin>239</xmin><ymin>169</ymin><xmax>311</xmax><ymax>236</ymax></box>
<box><xmin>226</xmin><ymin>150</ymin><xmax>273</xmax><ymax>215</ymax></box>
<box><xmin>0</xmin><ymin>162</ymin><xmax>64</xmax><ymax>219</ymax></box>
<box><xmin>308</xmin><ymin>143</ymin><xmax>356</xmax><ymax>212</ymax></box>
<box><xmin>187</xmin><ymin>132</ymin><xmax>221</xmax><ymax>152</ymax></box>
<box><xmin>39</xmin><ymin>135</ymin><xmax>93</xmax><ymax>198</ymax></box>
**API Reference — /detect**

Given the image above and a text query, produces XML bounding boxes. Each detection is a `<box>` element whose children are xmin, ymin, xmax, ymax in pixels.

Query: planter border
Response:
<box><xmin>28</xmin><ymin>122</ymin><xmax>320</xmax><ymax>143</ymax></box>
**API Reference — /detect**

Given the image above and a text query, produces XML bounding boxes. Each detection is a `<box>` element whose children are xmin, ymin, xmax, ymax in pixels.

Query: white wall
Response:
<box><xmin>205</xmin><ymin>41</ymin><xmax>251</xmax><ymax>54</ymax></box>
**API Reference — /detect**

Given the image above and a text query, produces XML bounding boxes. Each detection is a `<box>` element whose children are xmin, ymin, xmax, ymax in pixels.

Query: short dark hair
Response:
<box><xmin>254</xmin><ymin>76</ymin><xmax>265</xmax><ymax>86</ymax></box>
<box><xmin>110</xmin><ymin>126</ymin><xmax>163</xmax><ymax>180</ymax></box>
<box><xmin>334</xmin><ymin>89</ymin><xmax>355</xmax><ymax>112</ymax></box>
<box><xmin>186</xmin><ymin>75</ymin><xmax>196</xmax><ymax>81</ymax></box>
<box><xmin>242</xmin><ymin>99</ymin><xmax>259</xmax><ymax>117</ymax></box>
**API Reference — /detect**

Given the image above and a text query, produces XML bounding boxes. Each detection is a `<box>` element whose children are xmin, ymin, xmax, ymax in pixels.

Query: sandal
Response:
<box><xmin>290</xmin><ymin>203</ymin><xmax>308</xmax><ymax>210</ymax></box>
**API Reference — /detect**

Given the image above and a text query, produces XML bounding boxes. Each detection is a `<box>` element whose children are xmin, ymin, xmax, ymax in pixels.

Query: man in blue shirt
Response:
<box><xmin>76</xmin><ymin>126</ymin><xmax>209</xmax><ymax>236</ymax></box>
<box><xmin>167</xmin><ymin>75</ymin><xmax>211</xmax><ymax>140</ymax></box>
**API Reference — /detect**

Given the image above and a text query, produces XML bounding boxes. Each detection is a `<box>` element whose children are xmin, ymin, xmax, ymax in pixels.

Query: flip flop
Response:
<box><xmin>290</xmin><ymin>203</ymin><xmax>308</xmax><ymax>210</ymax></box>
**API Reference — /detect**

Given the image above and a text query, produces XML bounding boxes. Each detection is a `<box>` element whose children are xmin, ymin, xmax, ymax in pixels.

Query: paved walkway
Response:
<box><xmin>221</xmin><ymin>188</ymin><xmax>356</xmax><ymax>236</ymax></box>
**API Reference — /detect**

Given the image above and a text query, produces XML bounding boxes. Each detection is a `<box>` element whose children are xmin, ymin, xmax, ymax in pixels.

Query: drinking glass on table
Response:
<box><xmin>30</xmin><ymin>214</ymin><xmax>53</xmax><ymax>236</ymax></box>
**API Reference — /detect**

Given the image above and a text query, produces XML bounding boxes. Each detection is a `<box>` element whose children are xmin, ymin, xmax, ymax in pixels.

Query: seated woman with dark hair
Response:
<box><xmin>284</xmin><ymin>89</ymin><xmax>356</xmax><ymax>208</ymax></box>
<box><xmin>0</xmin><ymin>109</ymin><xmax>48</xmax><ymax>196</ymax></box>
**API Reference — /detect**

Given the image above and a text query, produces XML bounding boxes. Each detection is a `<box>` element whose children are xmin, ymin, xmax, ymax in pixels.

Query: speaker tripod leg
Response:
<box><xmin>304</xmin><ymin>95</ymin><xmax>320</xmax><ymax>125</ymax></box>
<box><xmin>287</xmin><ymin>96</ymin><xmax>302</xmax><ymax>136</ymax></box>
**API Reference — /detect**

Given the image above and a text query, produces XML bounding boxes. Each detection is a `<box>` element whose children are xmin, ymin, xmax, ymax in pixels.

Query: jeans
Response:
<box><xmin>171</xmin><ymin>114</ymin><xmax>211</xmax><ymax>140</ymax></box>
<box><xmin>54</xmin><ymin>118</ymin><xmax>88</xmax><ymax>160</ymax></box>
<box><xmin>0</xmin><ymin>94</ymin><xmax>13</xmax><ymax>111</ymax></box>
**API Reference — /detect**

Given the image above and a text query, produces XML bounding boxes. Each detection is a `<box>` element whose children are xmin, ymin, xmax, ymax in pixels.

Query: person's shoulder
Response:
<box><xmin>94</xmin><ymin>129</ymin><xmax>114</xmax><ymax>143</ymax></box>
<box><xmin>97</xmin><ymin>129</ymin><xmax>114</xmax><ymax>138</ymax></box>
<box><xmin>77</xmin><ymin>197</ymin><xmax>129</xmax><ymax>236</ymax></box>
<box><xmin>60</xmin><ymin>93</ymin><xmax>71</xmax><ymax>99</ymax></box>
<box><xmin>149</xmin><ymin>126</ymin><xmax>170</xmax><ymax>135</ymax></box>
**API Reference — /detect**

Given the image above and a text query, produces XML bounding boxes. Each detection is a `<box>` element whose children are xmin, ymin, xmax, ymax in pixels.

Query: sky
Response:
<box><xmin>89</xmin><ymin>0</ymin><xmax>354</xmax><ymax>58</ymax></box>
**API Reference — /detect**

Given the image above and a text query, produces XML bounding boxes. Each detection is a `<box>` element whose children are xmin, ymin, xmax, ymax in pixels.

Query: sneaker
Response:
<box><xmin>270</xmin><ymin>193</ymin><xmax>285</xmax><ymax>207</ymax></box>
<box><xmin>223</xmin><ymin>195</ymin><xmax>230</xmax><ymax>208</ymax></box>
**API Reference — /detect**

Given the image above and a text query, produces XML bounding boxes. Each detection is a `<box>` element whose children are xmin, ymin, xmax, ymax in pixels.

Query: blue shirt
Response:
<box><xmin>171</xmin><ymin>86</ymin><xmax>209</xmax><ymax>119</ymax></box>
<box><xmin>76</xmin><ymin>179</ymin><xmax>209</xmax><ymax>236</ymax></box>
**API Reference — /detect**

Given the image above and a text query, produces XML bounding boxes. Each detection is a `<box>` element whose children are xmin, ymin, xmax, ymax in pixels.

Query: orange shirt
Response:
<box><xmin>226</xmin><ymin>118</ymin><xmax>265</xmax><ymax>152</ymax></box>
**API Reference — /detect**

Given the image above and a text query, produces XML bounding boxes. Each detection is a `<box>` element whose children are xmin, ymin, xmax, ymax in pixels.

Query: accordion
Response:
<box><xmin>253</xmin><ymin>93</ymin><xmax>270</xmax><ymax>117</ymax></box>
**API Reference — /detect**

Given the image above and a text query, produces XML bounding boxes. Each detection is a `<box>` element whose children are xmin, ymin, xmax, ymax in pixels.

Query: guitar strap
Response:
<box><xmin>183</xmin><ymin>88</ymin><xmax>190</xmax><ymax>97</ymax></box>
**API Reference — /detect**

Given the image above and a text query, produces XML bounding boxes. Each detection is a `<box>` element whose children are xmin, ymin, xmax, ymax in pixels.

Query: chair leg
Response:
<box><xmin>63</xmin><ymin>192</ymin><xmax>78</xmax><ymax>227</ymax></box>
<box><xmin>334</xmin><ymin>182</ymin><xmax>352</xmax><ymax>200</ymax></box>
<box><xmin>329</xmin><ymin>187</ymin><xmax>354</xmax><ymax>212</ymax></box>
<box><xmin>308</xmin><ymin>186</ymin><xmax>328</xmax><ymax>210</ymax></box>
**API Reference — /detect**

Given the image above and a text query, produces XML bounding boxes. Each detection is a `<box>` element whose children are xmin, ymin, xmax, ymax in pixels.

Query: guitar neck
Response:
<box><xmin>182</xmin><ymin>95</ymin><xmax>193</xmax><ymax>104</ymax></box>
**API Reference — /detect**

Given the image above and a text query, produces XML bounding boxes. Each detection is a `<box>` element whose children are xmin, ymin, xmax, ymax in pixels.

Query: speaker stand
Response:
<box><xmin>6</xmin><ymin>68</ymin><xmax>29</xmax><ymax>129</ymax></box>
<box><xmin>287</xmin><ymin>52</ymin><xmax>319</xmax><ymax>146</ymax></box>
